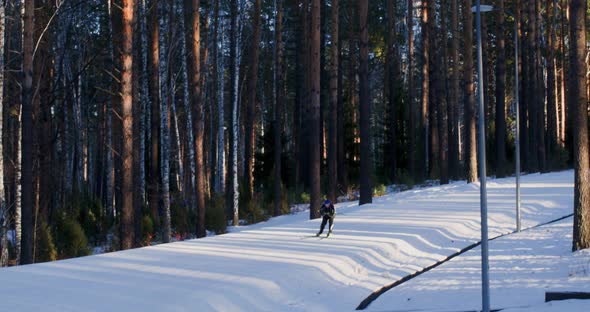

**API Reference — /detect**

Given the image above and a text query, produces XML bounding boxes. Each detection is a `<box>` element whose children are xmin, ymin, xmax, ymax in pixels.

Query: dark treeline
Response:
<box><xmin>0</xmin><ymin>0</ymin><xmax>588</xmax><ymax>266</ymax></box>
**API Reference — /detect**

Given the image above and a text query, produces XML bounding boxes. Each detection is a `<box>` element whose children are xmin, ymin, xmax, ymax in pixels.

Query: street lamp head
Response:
<box><xmin>471</xmin><ymin>5</ymin><xmax>494</xmax><ymax>13</ymax></box>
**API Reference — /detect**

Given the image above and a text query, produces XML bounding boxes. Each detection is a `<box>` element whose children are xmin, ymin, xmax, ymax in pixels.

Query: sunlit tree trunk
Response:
<box><xmin>570</xmin><ymin>0</ymin><xmax>589</xmax><ymax>251</ymax></box>
<box><xmin>120</xmin><ymin>0</ymin><xmax>135</xmax><ymax>250</ymax></box>
<box><xmin>186</xmin><ymin>0</ymin><xmax>206</xmax><ymax>237</ymax></box>
<box><xmin>463</xmin><ymin>0</ymin><xmax>477</xmax><ymax>183</ymax></box>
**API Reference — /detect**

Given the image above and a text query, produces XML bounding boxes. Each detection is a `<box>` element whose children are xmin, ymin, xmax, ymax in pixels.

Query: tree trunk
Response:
<box><xmin>229</xmin><ymin>0</ymin><xmax>240</xmax><ymax>226</ymax></box>
<box><xmin>337</xmin><ymin>30</ymin><xmax>346</xmax><ymax>194</ymax></box>
<box><xmin>186</xmin><ymin>0</ymin><xmax>206</xmax><ymax>238</ymax></box>
<box><xmin>463</xmin><ymin>0</ymin><xmax>477</xmax><ymax>183</ymax></box>
<box><xmin>244</xmin><ymin>0</ymin><xmax>261</xmax><ymax>201</ymax></box>
<box><xmin>327</xmin><ymin>0</ymin><xmax>337</xmax><ymax>203</ymax></box>
<box><xmin>20</xmin><ymin>0</ymin><xmax>33</xmax><ymax>265</ymax></box>
<box><xmin>274</xmin><ymin>0</ymin><xmax>284</xmax><ymax>216</ymax></box>
<box><xmin>570</xmin><ymin>0</ymin><xmax>589</xmax><ymax>251</ymax></box>
<box><xmin>546</xmin><ymin>0</ymin><xmax>559</xmax><ymax>169</ymax></box>
<box><xmin>160</xmin><ymin>0</ymin><xmax>171</xmax><ymax>243</ymax></box>
<box><xmin>216</xmin><ymin>2</ymin><xmax>225</xmax><ymax>196</ymax></box>
<box><xmin>358</xmin><ymin>0</ymin><xmax>372</xmax><ymax>205</ymax></box>
<box><xmin>0</xmin><ymin>0</ymin><xmax>6</xmax><ymax>267</ymax></box>
<box><xmin>449</xmin><ymin>0</ymin><xmax>460</xmax><ymax>179</ymax></box>
<box><xmin>178</xmin><ymin>0</ymin><xmax>196</xmax><ymax>215</ymax></box>
<box><xmin>534</xmin><ymin>0</ymin><xmax>546</xmax><ymax>172</ymax></box>
<box><xmin>309</xmin><ymin>0</ymin><xmax>321</xmax><ymax>217</ymax></box>
<box><xmin>138</xmin><ymin>0</ymin><xmax>149</xmax><ymax>215</ymax></box>
<box><xmin>438</xmin><ymin>0</ymin><xmax>449</xmax><ymax>185</ymax></box>
<box><xmin>386</xmin><ymin>0</ymin><xmax>396</xmax><ymax>184</ymax></box>
<box><xmin>120</xmin><ymin>0</ymin><xmax>135</xmax><ymax>250</ymax></box>
<box><xmin>407</xmin><ymin>0</ymin><xmax>416</xmax><ymax>181</ymax></box>
<box><xmin>559</xmin><ymin>0</ymin><xmax>566</xmax><ymax>147</ymax></box>
<box><xmin>495</xmin><ymin>0</ymin><xmax>507</xmax><ymax>178</ymax></box>
<box><xmin>420</xmin><ymin>0</ymin><xmax>429</xmax><ymax>181</ymax></box>
<box><xmin>148</xmin><ymin>0</ymin><xmax>161</xmax><ymax>230</ymax></box>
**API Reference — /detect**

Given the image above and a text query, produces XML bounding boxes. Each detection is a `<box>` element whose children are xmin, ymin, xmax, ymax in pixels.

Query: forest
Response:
<box><xmin>0</xmin><ymin>0</ymin><xmax>588</xmax><ymax>266</ymax></box>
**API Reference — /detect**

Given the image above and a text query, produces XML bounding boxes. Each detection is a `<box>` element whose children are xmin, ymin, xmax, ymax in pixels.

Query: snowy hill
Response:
<box><xmin>0</xmin><ymin>170</ymin><xmax>588</xmax><ymax>311</ymax></box>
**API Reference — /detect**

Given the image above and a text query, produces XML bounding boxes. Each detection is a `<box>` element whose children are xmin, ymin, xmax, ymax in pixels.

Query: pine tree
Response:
<box><xmin>358</xmin><ymin>0</ymin><xmax>372</xmax><ymax>205</ymax></box>
<box><xmin>569</xmin><ymin>0</ymin><xmax>589</xmax><ymax>251</ymax></box>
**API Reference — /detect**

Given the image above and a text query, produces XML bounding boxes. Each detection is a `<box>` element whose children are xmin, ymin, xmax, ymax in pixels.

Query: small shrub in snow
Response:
<box><xmin>35</xmin><ymin>221</ymin><xmax>57</xmax><ymax>263</ymax></box>
<box><xmin>55</xmin><ymin>217</ymin><xmax>90</xmax><ymax>259</ymax></box>
<box><xmin>373</xmin><ymin>184</ymin><xmax>387</xmax><ymax>197</ymax></box>
<box><xmin>206</xmin><ymin>195</ymin><xmax>227</xmax><ymax>235</ymax></box>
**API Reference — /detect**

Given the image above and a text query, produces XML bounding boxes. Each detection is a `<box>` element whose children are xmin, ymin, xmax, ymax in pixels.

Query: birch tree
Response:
<box><xmin>0</xmin><ymin>0</ymin><xmax>6</xmax><ymax>267</ymax></box>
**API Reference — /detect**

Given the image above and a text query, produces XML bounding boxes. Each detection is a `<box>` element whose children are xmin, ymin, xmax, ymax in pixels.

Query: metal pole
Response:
<box><xmin>514</xmin><ymin>13</ymin><xmax>521</xmax><ymax>233</ymax></box>
<box><xmin>475</xmin><ymin>1</ymin><xmax>490</xmax><ymax>311</ymax></box>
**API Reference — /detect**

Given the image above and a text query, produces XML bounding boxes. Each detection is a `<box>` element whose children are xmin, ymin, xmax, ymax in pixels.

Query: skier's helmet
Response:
<box><xmin>324</xmin><ymin>199</ymin><xmax>331</xmax><ymax>206</ymax></box>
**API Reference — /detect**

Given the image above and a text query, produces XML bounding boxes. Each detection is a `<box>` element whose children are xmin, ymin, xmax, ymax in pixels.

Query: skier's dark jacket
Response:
<box><xmin>320</xmin><ymin>203</ymin><xmax>336</xmax><ymax>218</ymax></box>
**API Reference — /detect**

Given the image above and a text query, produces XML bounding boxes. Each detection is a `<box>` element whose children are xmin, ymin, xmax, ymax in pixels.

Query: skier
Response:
<box><xmin>316</xmin><ymin>199</ymin><xmax>335</xmax><ymax>237</ymax></box>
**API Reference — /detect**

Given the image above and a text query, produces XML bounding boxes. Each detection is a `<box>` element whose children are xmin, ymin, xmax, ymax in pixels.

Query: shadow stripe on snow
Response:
<box><xmin>356</xmin><ymin>213</ymin><xmax>574</xmax><ymax>310</ymax></box>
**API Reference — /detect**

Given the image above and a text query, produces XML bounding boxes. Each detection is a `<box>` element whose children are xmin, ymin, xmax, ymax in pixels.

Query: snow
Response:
<box><xmin>0</xmin><ymin>170</ymin><xmax>589</xmax><ymax>311</ymax></box>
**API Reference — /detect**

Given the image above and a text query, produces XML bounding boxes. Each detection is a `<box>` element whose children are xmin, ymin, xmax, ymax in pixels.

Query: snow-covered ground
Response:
<box><xmin>0</xmin><ymin>170</ymin><xmax>588</xmax><ymax>311</ymax></box>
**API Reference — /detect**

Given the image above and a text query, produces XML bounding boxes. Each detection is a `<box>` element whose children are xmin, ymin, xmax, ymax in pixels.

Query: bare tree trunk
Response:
<box><xmin>495</xmin><ymin>0</ymin><xmax>507</xmax><ymax>178</ymax></box>
<box><xmin>178</xmin><ymin>0</ymin><xmax>196</xmax><ymax>212</ymax></box>
<box><xmin>407</xmin><ymin>0</ymin><xmax>416</xmax><ymax>181</ymax></box>
<box><xmin>438</xmin><ymin>0</ymin><xmax>449</xmax><ymax>185</ymax></box>
<box><xmin>420</xmin><ymin>0</ymin><xmax>429</xmax><ymax>181</ymax></box>
<box><xmin>186</xmin><ymin>0</ymin><xmax>206</xmax><ymax>238</ymax></box>
<box><xmin>20</xmin><ymin>0</ymin><xmax>34</xmax><ymax>265</ymax></box>
<box><xmin>358</xmin><ymin>0</ymin><xmax>372</xmax><ymax>205</ymax></box>
<box><xmin>217</xmin><ymin>7</ymin><xmax>225</xmax><ymax>195</ymax></box>
<box><xmin>244</xmin><ymin>0</ymin><xmax>261</xmax><ymax>200</ymax></box>
<box><xmin>0</xmin><ymin>0</ymin><xmax>7</xmax><ymax>267</ymax></box>
<box><xmin>160</xmin><ymin>0</ymin><xmax>171</xmax><ymax>243</ymax></box>
<box><xmin>570</xmin><ymin>0</ymin><xmax>589</xmax><ymax>251</ymax></box>
<box><xmin>231</xmin><ymin>0</ymin><xmax>241</xmax><ymax>226</ymax></box>
<box><xmin>327</xmin><ymin>0</ymin><xmax>337</xmax><ymax>203</ymax></box>
<box><xmin>449</xmin><ymin>0</ymin><xmax>460</xmax><ymax>179</ymax></box>
<box><xmin>274</xmin><ymin>0</ymin><xmax>284</xmax><ymax>216</ymax></box>
<box><xmin>148</xmin><ymin>0</ymin><xmax>161</xmax><ymax>230</ymax></box>
<box><xmin>120</xmin><ymin>0</ymin><xmax>135</xmax><ymax>250</ymax></box>
<box><xmin>463</xmin><ymin>0</ymin><xmax>477</xmax><ymax>183</ymax></box>
<box><xmin>546</xmin><ymin>0</ymin><xmax>559</xmax><ymax>168</ymax></box>
<box><xmin>309</xmin><ymin>0</ymin><xmax>321</xmax><ymax>217</ymax></box>
<box><xmin>559</xmin><ymin>0</ymin><xmax>566</xmax><ymax>146</ymax></box>
<box><xmin>139</xmin><ymin>0</ymin><xmax>148</xmax><ymax>212</ymax></box>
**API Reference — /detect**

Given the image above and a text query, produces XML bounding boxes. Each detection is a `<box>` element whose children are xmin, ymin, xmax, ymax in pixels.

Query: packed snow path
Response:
<box><xmin>0</xmin><ymin>171</ymin><xmax>578</xmax><ymax>311</ymax></box>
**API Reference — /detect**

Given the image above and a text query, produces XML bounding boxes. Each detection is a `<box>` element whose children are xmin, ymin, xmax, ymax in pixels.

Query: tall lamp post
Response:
<box><xmin>471</xmin><ymin>2</ymin><xmax>493</xmax><ymax>312</ymax></box>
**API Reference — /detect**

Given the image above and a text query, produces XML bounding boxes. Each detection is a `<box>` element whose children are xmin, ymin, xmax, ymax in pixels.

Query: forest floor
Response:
<box><xmin>0</xmin><ymin>170</ymin><xmax>588</xmax><ymax>311</ymax></box>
